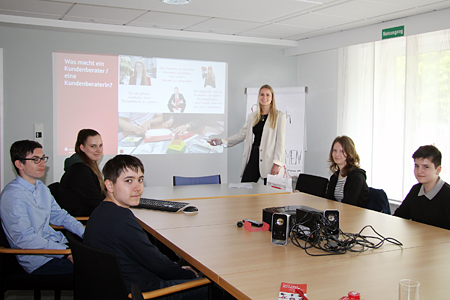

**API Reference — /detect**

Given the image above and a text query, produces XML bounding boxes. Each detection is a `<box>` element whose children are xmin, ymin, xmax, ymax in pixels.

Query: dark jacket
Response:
<box><xmin>326</xmin><ymin>168</ymin><xmax>369</xmax><ymax>208</ymax></box>
<box><xmin>58</xmin><ymin>154</ymin><xmax>104</xmax><ymax>216</ymax></box>
<box><xmin>167</xmin><ymin>93</ymin><xmax>186</xmax><ymax>112</ymax></box>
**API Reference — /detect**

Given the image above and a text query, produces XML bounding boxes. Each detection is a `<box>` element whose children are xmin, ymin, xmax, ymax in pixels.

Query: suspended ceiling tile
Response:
<box><xmin>4</xmin><ymin>0</ymin><xmax>450</xmax><ymax>42</ymax></box>
<box><xmin>366</xmin><ymin>0</ymin><xmax>448</xmax><ymax>7</ymax></box>
<box><xmin>130</xmin><ymin>11</ymin><xmax>209</xmax><ymax>29</ymax></box>
<box><xmin>277</xmin><ymin>12</ymin><xmax>357</xmax><ymax>28</ymax></box>
<box><xmin>63</xmin><ymin>3</ymin><xmax>145</xmax><ymax>25</ymax></box>
<box><xmin>44</xmin><ymin>0</ymin><xmax>322</xmax><ymax>23</ymax></box>
<box><xmin>314</xmin><ymin>0</ymin><xmax>406</xmax><ymax>19</ymax></box>
<box><xmin>0</xmin><ymin>0</ymin><xmax>71</xmax><ymax>18</ymax></box>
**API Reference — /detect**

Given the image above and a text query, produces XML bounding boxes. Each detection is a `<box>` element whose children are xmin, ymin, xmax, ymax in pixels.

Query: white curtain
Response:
<box><xmin>337</xmin><ymin>29</ymin><xmax>450</xmax><ymax>202</ymax></box>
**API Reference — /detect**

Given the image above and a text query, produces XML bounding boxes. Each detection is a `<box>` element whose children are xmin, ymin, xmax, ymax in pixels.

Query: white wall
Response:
<box><xmin>0</xmin><ymin>24</ymin><xmax>298</xmax><ymax>188</ymax></box>
<box><xmin>299</xmin><ymin>49</ymin><xmax>338</xmax><ymax>179</ymax></box>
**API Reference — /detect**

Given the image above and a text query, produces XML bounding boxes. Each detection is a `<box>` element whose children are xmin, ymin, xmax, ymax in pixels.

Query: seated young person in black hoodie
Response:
<box><xmin>58</xmin><ymin>129</ymin><xmax>105</xmax><ymax>216</ymax></box>
<box><xmin>325</xmin><ymin>136</ymin><xmax>369</xmax><ymax>208</ymax></box>
<box><xmin>84</xmin><ymin>155</ymin><xmax>208</xmax><ymax>299</ymax></box>
<box><xmin>394</xmin><ymin>145</ymin><xmax>450</xmax><ymax>230</ymax></box>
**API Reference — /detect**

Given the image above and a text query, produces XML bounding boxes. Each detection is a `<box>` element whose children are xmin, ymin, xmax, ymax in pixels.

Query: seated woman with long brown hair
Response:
<box><xmin>325</xmin><ymin>135</ymin><xmax>369</xmax><ymax>208</ymax></box>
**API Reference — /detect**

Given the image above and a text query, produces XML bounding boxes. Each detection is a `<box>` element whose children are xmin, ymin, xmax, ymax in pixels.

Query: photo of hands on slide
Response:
<box><xmin>118</xmin><ymin>113</ymin><xmax>225</xmax><ymax>154</ymax></box>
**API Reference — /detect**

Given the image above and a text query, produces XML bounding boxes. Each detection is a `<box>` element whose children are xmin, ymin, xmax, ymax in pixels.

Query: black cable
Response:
<box><xmin>290</xmin><ymin>214</ymin><xmax>403</xmax><ymax>256</ymax></box>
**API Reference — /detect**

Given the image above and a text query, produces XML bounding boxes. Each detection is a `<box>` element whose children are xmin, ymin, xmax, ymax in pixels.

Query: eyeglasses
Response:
<box><xmin>22</xmin><ymin>156</ymin><xmax>49</xmax><ymax>164</ymax></box>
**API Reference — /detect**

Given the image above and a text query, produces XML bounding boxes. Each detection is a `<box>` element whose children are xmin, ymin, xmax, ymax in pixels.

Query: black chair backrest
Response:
<box><xmin>0</xmin><ymin>222</ymin><xmax>23</xmax><ymax>274</ymax></box>
<box><xmin>65</xmin><ymin>232</ymin><xmax>128</xmax><ymax>300</ymax></box>
<box><xmin>1</xmin><ymin>223</ymin><xmax>74</xmax><ymax>300</ymax></box>
<box><xmin>295</xmin><ymin>174</ymin><xmax>329</xmax><ymax>198</ymax></box>
<box><xmin>367</xmin><ymin>187</ymin><xmax>391</xmax><ymax>214</ymax></box>
<box><xmin>131</xmin><ymin>284</ymin><xmax>144</xmax><ymax>300</ymax></box>
<box><xmin>48</xmin><ymin>182</ymin><xmax>60</xmax><ymax>203</ymax></box>
<box><xmin>173</xmin><ymin>175</ymin><xmax>221</xmax><ymax>186</ymax></box>
<box><xmin>48</xmin><ymin>182</ymin><xmax>61</xmax><ymax>210</ymax></box>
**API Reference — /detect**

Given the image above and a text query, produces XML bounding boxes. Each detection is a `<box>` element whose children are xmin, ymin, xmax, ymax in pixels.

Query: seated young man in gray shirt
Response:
<box><xmin>394</xmin><ymin>145</ymin><xmax>450</xmax><ymax>230</ymax></box>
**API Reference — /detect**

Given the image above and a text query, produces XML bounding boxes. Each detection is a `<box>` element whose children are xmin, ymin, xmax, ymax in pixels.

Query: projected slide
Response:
<box><xmin>54</xmin><ymin>52</ymin><xmax>227</xmax><ymax>156</ymax></box>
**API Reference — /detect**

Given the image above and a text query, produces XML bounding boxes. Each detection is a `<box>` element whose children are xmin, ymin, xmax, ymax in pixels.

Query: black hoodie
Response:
<box><xmin>57</xmin><ymin>153</ymin><xmax>105</xmax><ymax>216</ymax></box>
<box><xmin>326</xmin><ymin>168</ymin><xmax>369</xmax><ymax>208</ymax></box>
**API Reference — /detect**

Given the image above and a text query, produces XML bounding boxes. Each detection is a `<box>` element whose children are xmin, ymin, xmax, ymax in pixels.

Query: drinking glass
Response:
<box><xmin>399</xmin><ymin>279</ymin><xmax>420</xmax><ymax>300</ymax></box>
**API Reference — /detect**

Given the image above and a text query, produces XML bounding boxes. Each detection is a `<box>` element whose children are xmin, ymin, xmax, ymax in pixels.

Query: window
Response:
<box><xmin>337</xmin><ymin>29</ymin><xmax>450</xmax><ymax>201</ymax></box>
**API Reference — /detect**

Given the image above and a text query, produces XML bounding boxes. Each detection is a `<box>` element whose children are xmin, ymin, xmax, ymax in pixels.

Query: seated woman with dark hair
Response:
<box><xmin>325</xmin><ymin>136</ymin><xmax>369</xmax><ymax>208</ymax></box>
<box><xmin>58</xmin><ymin>129</ymin><xmax>106</xmax><ymax>216</ymax></box>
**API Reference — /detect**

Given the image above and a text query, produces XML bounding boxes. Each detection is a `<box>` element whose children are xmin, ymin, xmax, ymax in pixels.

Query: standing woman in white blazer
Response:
<box><xmin>209</xmin><ymin>84</ymin><xmax>286</xmax><ymax>183</ymax></box>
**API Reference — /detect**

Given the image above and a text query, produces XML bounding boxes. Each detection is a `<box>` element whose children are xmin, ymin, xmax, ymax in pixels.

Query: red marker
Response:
<box><xmin>295</xmin><ymin>288</ymin><xmax>309</xmax><ymax>300</ymax></box>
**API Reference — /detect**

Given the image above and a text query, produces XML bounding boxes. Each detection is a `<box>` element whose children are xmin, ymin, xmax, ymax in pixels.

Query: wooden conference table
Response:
<box><xmin>141</xmin><ymin>182</ymin><xmax>289</xmax><ymax>201</ymax></box>
<box><xmin>132</xmin><ymin>192</ymin><xmax>450</xmax><ymax>299</ymax></box>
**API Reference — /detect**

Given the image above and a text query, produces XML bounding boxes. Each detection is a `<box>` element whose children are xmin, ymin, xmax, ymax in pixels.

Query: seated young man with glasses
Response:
<box><xmin>0</xmin><ymin>140</ymin><xmax>85</xmax><ymax>275</ymax></box>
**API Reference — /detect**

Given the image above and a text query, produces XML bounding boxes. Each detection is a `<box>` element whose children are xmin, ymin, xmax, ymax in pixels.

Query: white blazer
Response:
<box><xmin>224</xmin><ymin>110</ymin><xmax>286</xmax><ymax>178</ymax></box>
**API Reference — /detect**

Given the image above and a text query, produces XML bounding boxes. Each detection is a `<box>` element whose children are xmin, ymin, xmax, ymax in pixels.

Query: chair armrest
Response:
<box><xmin>128</xmin><ymin>277</ymin><xmax>211</xmax><ymax>299</ymax></box>
<box><xmin>0</xmin><ymin>246</ymin><xmax>71</xmax><ymax>255</ymax></box>
<box><xmin>51</xmin><ymin>217</ymin><xmax>89</xmax><ymax>230</ymax></box>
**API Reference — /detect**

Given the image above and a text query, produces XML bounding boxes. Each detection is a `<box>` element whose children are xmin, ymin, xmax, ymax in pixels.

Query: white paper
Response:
<box><xmin>229</xmin><ymin>183</ymin><xmax>253</xmax><ymax>189</ymax></box>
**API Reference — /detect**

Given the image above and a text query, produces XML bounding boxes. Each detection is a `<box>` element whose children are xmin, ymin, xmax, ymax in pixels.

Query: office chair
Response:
<box><xmin>65</xmin><ymin>232</ymin><xmax>211</xmax><ymax>300</ymax></box>
<box><xmin>295</xmin><ymin>173</ymin><xmax>329</xmax><ymax>198</ymax></box>
<box><xmin>131</xmin><ymin>284</ymin><xmax>144</xmax><ymax>300</ymax></box>
<box><xmin>48</xmin><ymin>182</ymin><xmax>61</xmax><ymax>203</ymax></box>
<box><xmin>0</xmin><ymin>222</ymin><xmax>73</xmax><ymax>300</ymax></box>
<box><xmin>47</xmin><ymin>182</ymin><xmax>89</xmax><ymax>226</ymax></box>
<box><xmin>173</xmin><ymin>175</ymin><xmax>221</xmax><ymax>186</ymax></box>
<box><xmin>367</xmin><ymin>187</ymin><xmax>391</xmax><ymax>214</ymax></box>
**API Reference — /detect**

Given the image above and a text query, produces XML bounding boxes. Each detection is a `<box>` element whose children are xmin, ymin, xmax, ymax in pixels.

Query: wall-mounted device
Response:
<box><xmin>34</xmin><ymin>123</ymin><xmax>43</xmax><ymax>145</ymax></box>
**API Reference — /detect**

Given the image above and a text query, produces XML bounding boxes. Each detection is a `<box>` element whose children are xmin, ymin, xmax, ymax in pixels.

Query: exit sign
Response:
<box><xmin>382</xmin><ymin>26</ymin><xmax>404</xmax><ymax>39</ymax></box>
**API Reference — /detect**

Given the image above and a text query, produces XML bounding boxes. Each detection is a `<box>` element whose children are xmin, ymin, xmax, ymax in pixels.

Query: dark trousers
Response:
<box><xmin>30</xmin><ymin>257</ymin><xmax>73</xmax><ymax>275</ymax></box>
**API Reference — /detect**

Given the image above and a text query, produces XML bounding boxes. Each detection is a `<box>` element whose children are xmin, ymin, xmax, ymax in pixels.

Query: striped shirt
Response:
<box><xmin>334</xmin><ymin>176</ymin><xmax>347</xmax><ymax>202</ymax></box>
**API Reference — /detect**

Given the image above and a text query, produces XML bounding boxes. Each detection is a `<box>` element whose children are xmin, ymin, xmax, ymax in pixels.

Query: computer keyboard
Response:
<box><xmin>133</xmin><ymin>198</ymin><xmax>189</xmax><ymax>213</ymax></box>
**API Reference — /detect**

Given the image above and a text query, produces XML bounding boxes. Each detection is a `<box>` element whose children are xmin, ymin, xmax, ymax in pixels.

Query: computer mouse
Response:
<box><xmin>182</xmin><ymin>206</ymin><xmax>198</xmax><ymax>214</ymax></box>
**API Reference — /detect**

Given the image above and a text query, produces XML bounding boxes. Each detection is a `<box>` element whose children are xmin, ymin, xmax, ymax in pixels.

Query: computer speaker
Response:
<box><xmin>271</xmin><ymin>213</ymin><xmax>291</xmax><ymax>246</ymax></box>
<box><xmin>323</xmin><ymin>209</ymin><xmax>340</xmax><ymax>237</ymax></box>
